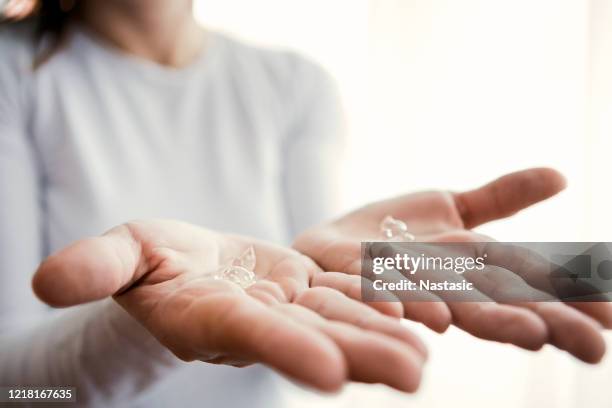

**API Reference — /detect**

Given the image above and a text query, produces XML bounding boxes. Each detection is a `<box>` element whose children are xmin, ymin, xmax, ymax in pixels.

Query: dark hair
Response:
<box><xmin>35</xmin><ymin>0</ymin><xmax>78</xmax><ymax>40</ymax></box>
<box><xmin>3</xmin><ymin>0</ymin><xmax>80</xmax><ymax>67</ymax></box>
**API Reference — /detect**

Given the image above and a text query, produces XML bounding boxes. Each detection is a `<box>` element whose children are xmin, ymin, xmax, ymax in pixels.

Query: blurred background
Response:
<box><xmin>194</xmin><ymin>0</ymin><xmax>612</xmax><ymax>407</ymax></box>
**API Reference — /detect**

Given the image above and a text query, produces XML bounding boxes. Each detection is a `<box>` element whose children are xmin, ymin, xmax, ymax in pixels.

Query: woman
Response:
<box><xmin>0</xmin><ymin>1</ymin><xmax>428</xmax><ymax>406</ymax></box>
<box><xmin>1</xmin><ymin>1</ymin><xmax>609</xmax><ymax>407</ymax></box>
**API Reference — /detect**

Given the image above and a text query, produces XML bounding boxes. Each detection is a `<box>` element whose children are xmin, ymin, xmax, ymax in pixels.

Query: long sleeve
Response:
<box><xmin>0</xmin><ymin>30</ymin><xmax>44</xmax><ymax>330</ymax></box>
<box><xmin>281</xmin><ymin>59</ymin><xmax>347</xmax><ymax>238</ymax></box>
<box><xmin>0</xmin><ymin>300</ymin><xmax>179</xmax><ymax>406</ymax></box>
<box><xmin>0</xmin><ymin>35</ymin><xmax>178</xmax><ymax>406</ymax></box>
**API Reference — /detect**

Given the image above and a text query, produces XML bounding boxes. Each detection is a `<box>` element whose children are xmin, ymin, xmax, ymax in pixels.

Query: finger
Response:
<box><xmin>375</xmin><ymin>246</ymin><xmax>549</xmax><ymax>350</ymax></box>
<box><xmin>453</xmin><ymin>168</ymin><xmax>566</xmax><ymax>229</ymax></box>
<box><xmin>368</xmin><ymin>268</ymin><xmax>453</xmax><ymax>333</ymax></box>
<box><xmin>481</xmin><ymin>241</ymin><xmax>573</xmax><ymax>296</ymax></box>
<box><xmin>277</xmin><ymin>303</ymin><xmax>424</xmax><ymax>392</ymax></box>
<box><xmin>481</xmin><ymin>242</ymin><xmax>612</xmax><ymax>327</ymax></box>
<box><xmin>33</xmin><ymin>224</ymin><xmax>145</xmax><ymax>307</ymax></box>
<box><xmin>318</xmin><ymin>246</ymin><xmax>453</xmax><ymax>333</ymax></box>
<box><xmin>464</xmin><ymin>265</ymin><xmax>606</xmax><ymax>362</ymax></box>
<box><xmin>565</xmin><ymin>302</ymin><xmax>612</xmax><ymax>329</ymax></box>
<box><xmin>311</xmin><ymin>272</ymin><xmax>404</xmax><ymax>318</ymax></box>
<box><xmin>522</xmin><ymin>303</ymin><xmax>605</xmax><ymax>363</ymax></box>
<box><xmin>415</xmin><ymin>259</ymin><xmax>550</xmax><ymax>350</ymax></box>
<box><xmin>463</xmin><ymin>264</ymin><xmax>557</xmax><ymax>303</ymax></box>
<box><xmin>165</xmin><ymin>293</ymin><xmax>348</xmax><ymax>392</ymax></box>
<box><xmin>449</xmin><ymin>302</ymin><xmax>548</xmax><ymax>350</ymax></box>
<box><xmin>416</xmin><ymin>268</ymin><xmax>549</xmax><ymax>350</ymax></box>
<box><xmin>295</xmin><ymin>286</ymin><xmax>428</xmax><ymax>359</ymax></box>
<box><xmin>369</xmin><ymin>241</ymin><xmax>546</xmax><ymax>343</ymax></box>
<box><xmin>401</xmin><ymin>301</ymin><xmax>452</xmax><ymax>333</ymax></box>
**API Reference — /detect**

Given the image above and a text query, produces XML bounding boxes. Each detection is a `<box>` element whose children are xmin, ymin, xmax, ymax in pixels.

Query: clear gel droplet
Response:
<box><xmin>234</xmin><ymin>246</ymin><xmax>256</xmax><ymax>271</ymax></box>
<box><xmin>380</xmin><ymin>215</ymin><xmax>416</xmax><ymax>242</ymax></box>
<box><xmin>211</xmin><ymin>245</ymin><xmax>257</xmax><ymax>289</ymax></box>
<box><xmin>214</xmin><ymin>265</ymin><xmax>256</xmax><ymax>289</ymax></box>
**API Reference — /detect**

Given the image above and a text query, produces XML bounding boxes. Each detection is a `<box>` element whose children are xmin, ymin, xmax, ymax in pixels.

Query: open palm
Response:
<box><xmin>294</xmin><ymin>168</ymin><xmax>612</xmax><ymax>363</ymax></box>
<box><xmin>33</xmin><ymin>220</ymin><xmax>427</xmax><ymax>392</ymax></box>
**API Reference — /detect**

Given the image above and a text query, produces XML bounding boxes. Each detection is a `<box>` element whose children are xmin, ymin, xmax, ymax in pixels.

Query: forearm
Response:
<box><xmin>0</xmin><ymin>299</ymin><xmax>178</xmax><ymax>406</ymax></box>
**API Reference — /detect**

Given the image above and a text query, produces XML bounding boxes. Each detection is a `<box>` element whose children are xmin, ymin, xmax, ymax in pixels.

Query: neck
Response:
<box><xmin>80</xmin><ymin>0</ymin><xmax>205</xmax><ymax>67</ymax></box>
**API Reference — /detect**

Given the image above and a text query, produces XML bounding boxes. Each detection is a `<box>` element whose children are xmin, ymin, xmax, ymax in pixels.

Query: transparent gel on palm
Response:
<box><xmin>380</xmin><ymin>215</ymin><xmax>416</xmax><ymax>241</ymax></box>
<box><xmin>212</xmin><ymin>246</ymin><xmax>257</xmax><ymax>289</ymax></box>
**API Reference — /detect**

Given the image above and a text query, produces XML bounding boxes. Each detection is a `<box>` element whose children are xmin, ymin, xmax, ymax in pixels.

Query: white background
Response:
<box><xmin>195</xmin><ymin>1</ymin><xmax>612</xmax><ymax>407</ymax></box>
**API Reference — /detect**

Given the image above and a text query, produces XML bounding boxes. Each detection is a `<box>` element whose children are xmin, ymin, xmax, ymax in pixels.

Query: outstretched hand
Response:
<box><xmin>294</xmin><ymin>168</ymin><xmax>612</xmax><ymax>363</ymax></box>
<box><xmin>33</xmin><ymin>220</ymin><xmax>426</xmax><ymax>392</ymax></box>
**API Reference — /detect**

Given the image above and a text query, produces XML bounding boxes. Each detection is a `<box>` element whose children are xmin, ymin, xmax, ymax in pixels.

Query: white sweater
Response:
<box><xmin>0</xmin><ymin>22</ymin><xmax>344</xmax><ymax>407</ymax></box>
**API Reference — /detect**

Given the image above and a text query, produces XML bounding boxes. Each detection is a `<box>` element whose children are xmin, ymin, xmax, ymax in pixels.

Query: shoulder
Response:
<box><xmin>0</xmin><ymin>21</ymin><xmax>37</xmax><ymax>103</ymax></box>
<box><xmin>0</xmin><ymin>21</ymin><xmax>37</xmax><ymax>72</ymax></box>
<box><xmin>0</xmin><ymin>21</ymin><xmax>38</xmax><ymax>116</ymax></box>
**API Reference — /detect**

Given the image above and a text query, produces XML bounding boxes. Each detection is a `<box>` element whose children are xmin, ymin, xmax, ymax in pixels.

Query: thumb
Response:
<box><xmin>453</xmin><ymin>167</ymin><xmax>567</xmax><ymax>229</ymax></box>
<box><xmin>32</xmin><ymin>224</ymin><xmax>144</xmax><ymax>307</ymax></box>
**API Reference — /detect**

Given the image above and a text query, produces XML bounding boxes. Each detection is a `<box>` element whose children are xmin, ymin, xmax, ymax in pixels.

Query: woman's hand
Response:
<box><xmin>33</xmin><ymin>220</ymin><xmax>426</xmax><ymax>392</ymax></box>
<box><xmin>294</xmin><ymin>168</ymin><xmax>612</xmax><ymax>363</ymax></box>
